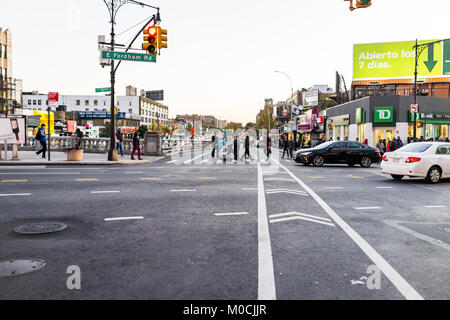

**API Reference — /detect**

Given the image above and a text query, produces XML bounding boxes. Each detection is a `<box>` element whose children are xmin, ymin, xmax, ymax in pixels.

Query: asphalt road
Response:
<box><xmin>0</xmin><ymin>145</ymin><xmax>449</xmax><ymax>300</ymax></box>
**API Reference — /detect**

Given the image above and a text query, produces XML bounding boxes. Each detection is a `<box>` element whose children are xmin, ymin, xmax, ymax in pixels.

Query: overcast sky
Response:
<box><xmin>2</xmin><ymin>0</ymin><xmax>450</xmax><ymax>123</ymax></box>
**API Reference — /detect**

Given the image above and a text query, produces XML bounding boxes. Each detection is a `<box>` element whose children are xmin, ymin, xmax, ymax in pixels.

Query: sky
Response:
<box><xmin>2</xmin><ymin>0</ymin><xmax>450</xmax><ymax>124</ymax></box>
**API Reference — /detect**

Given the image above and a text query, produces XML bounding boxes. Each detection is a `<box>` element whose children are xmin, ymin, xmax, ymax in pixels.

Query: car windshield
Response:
<box><xmin>313</xmin><ymin>141</ymin><xmax>335</xmax><ymax>149</ymax></box>
<box><xmin>397</xmin><ymin>143</ymin><xmax>432</xmax><ymax>153</ymax></box>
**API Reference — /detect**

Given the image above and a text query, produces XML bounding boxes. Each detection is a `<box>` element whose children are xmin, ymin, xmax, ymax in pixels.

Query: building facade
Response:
<box><xmin>326</xmin><ymin>95</ymin><xmax>450</xmax><ymax>147</ymax></box>
<box><xmin>0</xmin><ymin>27</ymin><xmax>22</xmax><ymax>115</ymax></box>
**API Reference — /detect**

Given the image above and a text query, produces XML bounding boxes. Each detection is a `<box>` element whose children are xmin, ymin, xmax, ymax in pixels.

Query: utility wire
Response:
<box><xmin>116</xmin><ymin>15</ymin><xmax>153</xmax><ymax>37</ymax></box>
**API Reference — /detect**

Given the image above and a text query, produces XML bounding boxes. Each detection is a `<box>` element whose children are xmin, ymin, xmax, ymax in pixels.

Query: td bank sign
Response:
<box><xmin>374</xmin><ymin>106</ymin><xmax>394</xmax><ymax>124</ymax></box>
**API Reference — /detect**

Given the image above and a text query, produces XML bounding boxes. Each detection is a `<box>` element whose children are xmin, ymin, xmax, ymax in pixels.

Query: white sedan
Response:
<box><xmin>380</xmin><ymin>142</ymin><xmax>450</xmax><ymax>183</ymax></box>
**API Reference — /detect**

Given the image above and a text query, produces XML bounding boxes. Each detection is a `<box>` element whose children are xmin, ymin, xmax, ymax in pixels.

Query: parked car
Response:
<box><xmin>293</xmin><ymin>141</ymin><xmax>381</xmax><ymax>167</ymax></box>
<box><xmin>380</xmin><ymin>142</ymin><xmax>450</xmax><ymax>183</ymax></box>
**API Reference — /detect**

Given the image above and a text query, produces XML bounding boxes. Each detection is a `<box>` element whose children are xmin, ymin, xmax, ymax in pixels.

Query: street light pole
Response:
<box><xmin>413</xmin><ymin>39</ymin><xmax>418</xmax><ymax>141</ymax></box>
<box><xmin>275</xmin><ymin>70</ymin><xmax>295</xmax><ymax>146</ymax></box>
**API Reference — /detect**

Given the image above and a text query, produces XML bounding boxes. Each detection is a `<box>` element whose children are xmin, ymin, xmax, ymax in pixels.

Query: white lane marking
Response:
<box><xmin>167</xmin><ymin>160</ymin><xmax>177</xmax><ymax>164</ymax></box>
<box><xmin>0</xmin><ymin>166</ymin><xmax>46</xmax><ymax>169</ymax></box>
<box><xmin>0</xmin><ymin>193</ymin><xmax>31</xmax><ymax>197</ymax></box>
<box><xmin>201</xmin><ymin>159</ymin><xmax>210</xmax><ymax>163</ymax></box>
<box><xmin>242</xmin><ymin>187</ymin><xmax>257</xmax><ymax>191</ymax></box>
<box><xmin>354</xmin><ymin>207</ymin><xmax>382</xmax><ymax>210</ymax></box>
<box><xmin>376</xmin><ymin>186</ymin><xmax>393</xmax><ymax>189</ymax></box>
<box><xmin>91</xmin><ymin>191</ymin><xmax>121</xmax><ymax>194</ymax></box>
<box><xmin>125</xmin><ymin>171</ymin><xmax>143</xmax><ymax>174</ymax></box>
<box><xmin>0</xmin><ymin>172</ymin><xmax>80</xmax><ymax>175</ymax></box>
<box><xmin>266</xmin><ymin>190</ymin><xmax>308</xmax><ymax>196</ymax></box>
<box><xmin>269</xmin><ymin>212</ymin><xmax>333</xmax><ymax>222</ymax></box>
<box><xmin>214</xmin><ymin>212</ymin><xmax>250</xmax><ymax>216</ymax></box>
<box><xmin>104</xmin><ymin>216</ymin><xmax>144</xmax><ymax>222</ymax></box>
<box><xmin>183</xmin><ymin>152</ymin><xmax>209</xmax><ymax>164</ymax></box>
<box><xmin>270</xmin><ymin>216</ymin><xmax>336</xmax><ymax>227</ymax></box>
<box><xmin>383</xmin><ymin>220</ymin><xmax>450</xmax><ymax>252</ymax></box>
<box><xmin>424</xmin><ymin>205</ymin><xmax>447</xmax><ymax>208</ymax></box>
<box><xmin>275</xmin><ymin>159</ymin><xmax>423</xmax><ymax>300</ymax></box>
<box><xmin>324</xmin><ymin>187</ymin><xmax>344</xmax><ymax>189</ymax></box>
<box><xmin>257</xmin><ymin>161</ymin><xmax>276</xmax><ymax>300</ymax></box>
<box><xmin>263</xmin><ymin>177</ymin><xmax>295</xmax><ymax>182</ymax></box>
<box><xmin>170</xmin><ymin>189</ymin><xmax>196</xmax><ymax>192</ymax></box>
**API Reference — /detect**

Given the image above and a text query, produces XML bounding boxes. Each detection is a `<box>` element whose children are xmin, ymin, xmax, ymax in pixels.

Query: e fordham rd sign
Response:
<box><xmin>101</xmin><ymin>51</ymin><xmax>156</xmax><ymax>63</ymax></box>
<box><xmin>374</xmin><ymin>106</ymin><xmax>394</xmax><ymax>123</ymax></box>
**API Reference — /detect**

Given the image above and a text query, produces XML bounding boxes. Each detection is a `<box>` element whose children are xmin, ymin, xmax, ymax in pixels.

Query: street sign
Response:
<box><xmin>48</xmin><ymin>92</ymin><xmax>59</xmax><ymax>102</ymax></box>
<box><xmin>96</xmin><ymin>87</ymin><xmax>111</xmax><ymax>93</ymax></box>
<box><xmin>101</xmin><ymin>50</ymin><xmax>156</xmax><ymax>63</ymax></box>
<box><xmin>410</xmin><ymin>104</ymin><xmax>419</xmax><ymax>113</ymax></box>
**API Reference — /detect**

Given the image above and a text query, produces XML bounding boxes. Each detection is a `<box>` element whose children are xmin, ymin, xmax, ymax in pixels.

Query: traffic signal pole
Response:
<box><xmin>103</xmin><ymin>0</ymin><xmax>160</xmax><ymax>161</ymax></box>
<box><xmin>413</xmin><ymin>39</ymin><xmax>418</xmax><ymax>142</ymax></box>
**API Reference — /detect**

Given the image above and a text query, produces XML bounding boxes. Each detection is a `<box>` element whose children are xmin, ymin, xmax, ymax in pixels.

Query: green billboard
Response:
<box><xmin>353</xmin><ymin>39</ymin><xmax>450</xmax><ymax>80</ymax></box>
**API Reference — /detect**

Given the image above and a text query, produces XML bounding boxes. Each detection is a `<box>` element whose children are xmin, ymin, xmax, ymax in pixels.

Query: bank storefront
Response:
<box><xmin>325</xmin><ymin>95</ymin><xmax>450</xmax><ymax>147</ymax></box>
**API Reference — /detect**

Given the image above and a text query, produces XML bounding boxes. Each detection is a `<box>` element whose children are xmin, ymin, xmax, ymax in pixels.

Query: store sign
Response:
<box><xmin>410</xmin><ymin>111</ymin><xmax>450</xmax><ymax>123</ymax></box>
<box><xmin>356</xmin><ymin>108</ymin><xmax>365</xmax><ymax>124</ymax></box>
<box><xmin>353</xmin><ymin>39</ymin><xmax>450</xmax><ymax>80</ymax></box>
<box><xmin>297</xmin><ymin>108</ymin><xmax>318</xmax><ymax>132</ymax></box>
<box><xmin>374</xmin><ymin>106</ymin><xmax>394</xmax><ymax>123</ymax></box>
<box><xmin>304</xmin><ymin>90</ymin><xmax>319</xmax><ymax>107</ymax></box>
<box><xmin>330</xmin><ymin>114</ymin><xmax>350</xmax><ymax>126</ymax></box>
<box><xmin>78</xmin><ymin>111</ymin><xmax>126</xmax><ymax>119</ymax></box>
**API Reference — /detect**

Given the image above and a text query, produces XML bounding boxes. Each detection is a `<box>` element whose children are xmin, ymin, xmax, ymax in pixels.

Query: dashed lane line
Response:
<box><xmin>1</xmin><ymin>179</ymin><xmax>28</xmax><ymax>183</ymax></box>
<box><xmin>275</xmin><ymin>159</ymin><xmax>423</xmax><ymax>300</ymax></box>
<box><xmin>170</xmin><ymin>189</ymin><xmax>196</xmax><ymax>192</ymax></box>
<box><xmin>76</xmin><ymin>178</ymin><xmax>99</xmax><ymax>182</ymax></box>
<box><xmin>140</xmin><ymin>177</ymin><xmax>162</xmax><ymax>181</ymax></box>
<box><xmin>91</xmin><ymin>191</ymin><xmax>121</xmax><ymax>194</ymax></box>
<box><xmin>214</xmin><ymin>212</ymin><xmax>250</xmax><ymax>216</ymax></box>
<box><xmin>198</xmin><ymin>177</ymin><xmax>216</xmax><ymax>180</ymax></box>
<box><xmin>424</xmin><ymin>205</ymin><xmax>447</xmax><ymax>209</ymax></box>
<box><xmin>0</xmin><ymin>193</ymin><xmax>31</xmax><ymax>197</ymax></box>
<box><xmin>104</xmin><ymin>216</ymin><xmax>144</xmax><ymax>222</ymax></box>
<box><xmin>354</xmin><ymin>207</ymin><xmax>382</xmax><ymax>210</ymax></box>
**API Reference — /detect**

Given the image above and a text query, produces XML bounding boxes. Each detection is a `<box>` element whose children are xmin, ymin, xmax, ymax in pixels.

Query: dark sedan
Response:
<box><xmin>293</xmin><ymin>141</ymin><xmax>381</xmax><ymax>167</ymax></box>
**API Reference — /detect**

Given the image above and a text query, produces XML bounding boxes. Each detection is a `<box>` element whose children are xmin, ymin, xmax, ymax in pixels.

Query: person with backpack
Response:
<box><xmin>35</xmin><ymin>124</ymin><xmax>47</xmax><ymax>159</ymax></box>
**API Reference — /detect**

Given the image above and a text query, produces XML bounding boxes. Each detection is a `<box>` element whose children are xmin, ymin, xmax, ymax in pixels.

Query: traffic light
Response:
<box><xmin>157</xmin><ymin>26</ymin><xmax>168</xmax><ymax>55</ymax></box>
<box><xmin>356</xmin><ymin>0</ymin><xmax>372</xmax><ymax>8</ymax></box>
<box><xmin>143</xmin><ymin>25</ymin><xmax>158</xmax><ymax>55</ymax></box>
<box><xmin>114</xmin><ymin>106</ymin><xmax>118</xmax><ymax>115</ymax></box>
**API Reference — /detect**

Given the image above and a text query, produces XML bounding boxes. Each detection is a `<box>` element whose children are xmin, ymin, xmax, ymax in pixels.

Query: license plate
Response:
<box><xmin>393</xmin><ymin>158</ymin><xmax>400</xmax><ymax>163</ymax></box>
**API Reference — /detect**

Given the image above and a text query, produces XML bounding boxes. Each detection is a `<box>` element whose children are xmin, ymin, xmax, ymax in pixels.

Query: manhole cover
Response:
<box><xmin>0</xmin><ymin>259</ymin><xmax>46</xmax><ymax>277</ymax></box>
<box><xmin>14</xmin><ymin>222</ymin><xmax>67</xmax><ymax>235</ymax></box>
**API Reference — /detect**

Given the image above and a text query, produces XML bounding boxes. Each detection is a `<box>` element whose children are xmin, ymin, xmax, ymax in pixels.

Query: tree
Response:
<box><xmin>245</xmin><ymin>122</ymin><xmax>256</xmax><ymax>130</ymax></box>
<box><xmin>256</xmin><ymin>106</ymin><xmax>275</xmax><ymax>129</ymax></box>
<box><xmin>186</xmin><ymin>122</ymin><xmax>193</xmax><ymax>131</ymax></box>
<box><xmin>318</xmin><ymin>94</ymin><xmax>337</xmax><ymax>111</ymax></box>
<box><xmin>137</xmin><ymin>125</ymin><xmax>148</xmax><ymax>138</ymax></box>
<box><xmin>100</xmin><ymin>122</ymin><xmax>111</xmax><ymax>138</ymax></box>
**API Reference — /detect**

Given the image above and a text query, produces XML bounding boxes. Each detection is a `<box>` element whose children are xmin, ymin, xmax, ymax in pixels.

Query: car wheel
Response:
<box><xmin>313</xmin><ymin>155</ymin><xmax>324</xmax><ymax>167</ymax></box>
<box><xmin>426</xmin><ymin>166</ymin><xmax>441</xmax><ymax>184</ymax></box>
<box><xmin>360</xmin><ymin>156</ymin><xmax>372</xmax><ymax>168</ymax></box>
<box><xmin>391</xmin><ymin>174</ymin><xmax>404</xmax><ymax>180</ymax></box>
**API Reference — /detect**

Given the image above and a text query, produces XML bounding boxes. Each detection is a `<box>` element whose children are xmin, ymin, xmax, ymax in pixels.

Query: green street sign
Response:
<box><xmin>374</xmin><ymin>106</ymin><xmax>394</xmax><ymax>123</ymax></box>
<box><xmin>95</xmin><ymin>87</ymin><xmax>111</xmax><ymax>93</ymax></box>
<box><xmin>101</xmin><ymin>51</ymin><xmax>156</xmax><ymax>63</ymax></box>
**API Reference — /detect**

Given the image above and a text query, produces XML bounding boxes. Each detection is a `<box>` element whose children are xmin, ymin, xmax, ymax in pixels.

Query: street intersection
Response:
<box><xmin>1</xmin><ymin>145</ymin><xmax>449</xmax><ymax>300</ymax></box>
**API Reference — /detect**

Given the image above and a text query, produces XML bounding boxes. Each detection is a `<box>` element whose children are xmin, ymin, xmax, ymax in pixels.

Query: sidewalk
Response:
<box><xmin>0</xmin><ymin>150</ymin><xmax>164</xmax><ymax>166</ymax></box>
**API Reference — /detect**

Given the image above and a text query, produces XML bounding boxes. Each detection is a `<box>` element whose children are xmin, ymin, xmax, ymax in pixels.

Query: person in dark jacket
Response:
<box><xmin>389</xmin><ymin>137</ymin><xmax>398</xmax><ymax>152</ymax></box>
<box><xmin>116</xmin><ymin>128</ymin><xmax>124</xmax><ymax>158</ymax></box>
<box><xmin>35</xmin><ymin>124</ymin><xmax>47</xmax><ymax>158</ymax></box>
<box><xmin>131</xmin><ymin>130</ymin><xmax>142</xmax><ymax>160</ymax></box>
<box><xmin>233</xmin><ymin>136</ymin><xmax>239</xmax><ymax>162</ymax></box>
<box><xmin>211</xmin><ymin>135</ymin><xmax>216</xmax><ymax>158</ymax></box>
<box><xmin>288</xmin><ymin>135</ymin><xmax>294</xmax><ymax>158</ymax></box>
<box><xmin>242</xmin><ymin>135</ymin><xmax>250</xmax><ymax>161</ymax></box>
<box><xmin>396</xmin><ymin>136</ymin><xmax>403</xmax><ymax>148</ymax></box>
<box><xmin>282</xmin><ymin>134</ymin><xmax>289</xmax><ymax>158</ymax></box>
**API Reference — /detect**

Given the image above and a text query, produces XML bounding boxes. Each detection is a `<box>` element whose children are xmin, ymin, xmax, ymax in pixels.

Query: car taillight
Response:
<box><xmin>382</xmin><ymin>155</ymin><xmax>388</xmax><ymax>161</ymax></box>
<box><xmin>405</xmin><ymin>157</ymin><xmax>421</xmax><ymax>163</ymax></box>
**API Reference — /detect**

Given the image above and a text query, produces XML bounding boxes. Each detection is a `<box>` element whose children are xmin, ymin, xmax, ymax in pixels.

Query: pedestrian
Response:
<box><xmin>211</xmin><ymin>135</ymin><xmax>216</xmax><ymax>158</ymax></box>
<box><xmin>344</xmin><ymin>136</ymin><xmax>349</xmax><ymax>141</ymax></box>
<box><xmin>282</xmin><ymin>134</ymin><xmax>289</xmax><ymax>158</ymax></box>
<box><xmin>396</xmin><ymin>136</ymin><xmax>403</xmax><ymax>148</ymax></box>
<box><xmin>131</xmin><ymin>130</ymin><xmax>142</xmax><ymax>160</ymax></box>
<box><xmin>306</xmin><ymin>139</ymin><xmax>311</xmax><ymax>148</ymax></box>
<box><xmin>243</xmin><ymin>135</ymin><xmax>250</xmax><ymax>161</ymax></box>
<box><xmin>376</xmin><ymin>139</ymin><xmax>385</xmax><ymax>155</ymax></box>
<box><xmin>266</xmin><ymin>135</ymin><xmax>272</xmax><ymax>159</ymax></box>
<box><xmin>363</xmin><ymin>138</ymin><xmax>368</xmax><ymax>145</ymax></box>
<box><xmin>233</xmin><ymin>135</ymin><xmax>239</xmax><ymax>162</ymax></box>
<box><xmin>116</xmin><ymin>128</ymin><xmax>124</xmax><ymax>158</ymax></box>
<box><xmin>382</xmin><ymin>139</ymin><xmax>387</xmax><ymax>152</ymax></box>
<box><xmin>445</xmin><ymin>137</ymin><xmax>450</xmax><ymax>142</ymax></box>
<box><xmin>390</xmin><ymin>137</ymin><xmax>398</xmax><ymax>152</ymax></box>
<box><xmin>220</xmin><ymin>137</ymin><xmax>227</xmax><ymax>163</ymax></box>
<box><xmin>35</xmin><ymin>124</ymin><xmax>47</xmax><ymax>159</ymax></box>
<box><xmin>288</xmin><ymin>135</ymin><xmax>294</xmax><ymax>158</ymax></box>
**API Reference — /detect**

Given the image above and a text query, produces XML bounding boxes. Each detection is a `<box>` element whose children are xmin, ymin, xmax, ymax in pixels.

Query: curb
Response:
<box><xmin>0</xmin><ymin>160</ymin><xmax>154</xmax><ymax>166</ymax></box>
